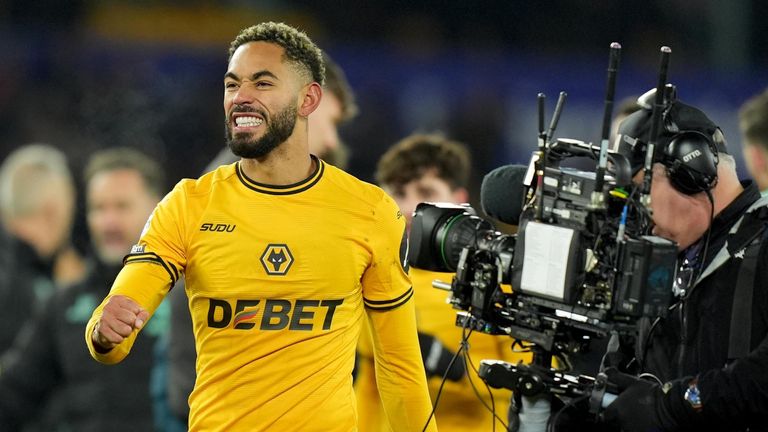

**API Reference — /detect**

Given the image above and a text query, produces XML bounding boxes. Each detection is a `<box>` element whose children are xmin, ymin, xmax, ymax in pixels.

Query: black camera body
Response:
<box><xmin>409</xmin><ymin>45</ymin><xmax>689</xmax><ymax>428</ymax></box>
<box><xmin>408</xmin><ymin>43</ymin><xmax>684</xmax><ymax>360</ymax></box>
<box><xmin>408</xmin><ymin>147</ymin><xmax>677</xmax><ymax>352</ymax></box>
<box><xmin>513</xmin><ymin>163</ymin><xmax>677</xmax><ymax>320</ymax></box>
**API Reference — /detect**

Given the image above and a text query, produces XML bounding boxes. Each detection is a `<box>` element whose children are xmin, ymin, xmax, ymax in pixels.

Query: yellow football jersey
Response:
<box><xmin>356</xmin><ymin>268</ymin><xmax>532</xmax><ymax>432</ymax></box>
<box><xmin>85</xmin><ymin>158</ymin><xmax>436</xmax><ymax>432</ymax></box>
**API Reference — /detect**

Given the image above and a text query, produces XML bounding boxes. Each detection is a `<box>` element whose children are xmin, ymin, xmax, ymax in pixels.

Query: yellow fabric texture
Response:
<box><xmin>86</xmin><ymin>160</ymin><xmax>436</xmax><ymax>432</ymax></box>
<box><xmin>356</xmin><ymin>268</ymin><xmax>532</xmax><ymax>432</ymax></box>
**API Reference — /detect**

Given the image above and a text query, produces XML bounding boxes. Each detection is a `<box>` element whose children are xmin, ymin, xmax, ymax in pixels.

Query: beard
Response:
<box><xmin>226</xmin><ymin>102</ymin><xmax>298</xmax><ymax>159</ymax></box>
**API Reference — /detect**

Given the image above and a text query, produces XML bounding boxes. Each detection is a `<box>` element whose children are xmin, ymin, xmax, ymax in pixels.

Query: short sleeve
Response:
<box><xmin>361</xmin><ymin>193</ymin><xmax>413</xmax><ymax>311</ymax></box>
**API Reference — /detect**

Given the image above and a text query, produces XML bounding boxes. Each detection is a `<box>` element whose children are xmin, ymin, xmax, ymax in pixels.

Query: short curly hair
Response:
<box><xmin>376</xmin><ymin>133</ymin><xmax>471</xmax><ymax>192</ymax></box>
<box><xmin>229</xmin><ymin>22</ymin><xmax>325</xmax><ymax>86</ymax></box>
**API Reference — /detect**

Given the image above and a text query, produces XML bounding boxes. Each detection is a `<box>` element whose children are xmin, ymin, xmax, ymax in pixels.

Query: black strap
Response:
<box><xmin>725</xmin><ymin>205</ymin><xmax>768</xmax><ymax>361</ymax></box>
<box><xmin>727</xmin><ymin>237</ymin><xmax>761</xmax><ymax>361</ymax></box>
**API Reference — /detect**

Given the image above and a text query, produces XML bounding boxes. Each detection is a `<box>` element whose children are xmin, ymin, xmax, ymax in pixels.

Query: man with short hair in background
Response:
<box><xmin>0</xmin><ymin>147</ymin><xmax>168</xmax><ymax>431</ymax></box>
<box><xmin>739</xmin><ymin>88</ymin><xmax>768</xmax><ymax>196</ymax></box>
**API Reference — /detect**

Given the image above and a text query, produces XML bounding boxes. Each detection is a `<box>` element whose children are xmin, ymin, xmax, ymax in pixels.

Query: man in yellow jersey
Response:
<box><xmin>161</xmin><ymin>50</ymin><xmax>360</xmax><ymax>428</ymax></box>
<box><xmin>356</xmin><ymin>133</ymin><xmax>532</xmax><ymax>431</ymax></box>
<box><xmin>85</xmin><ymin>22</ymin><xmax>436</xmax><ymax>432</ymax></box>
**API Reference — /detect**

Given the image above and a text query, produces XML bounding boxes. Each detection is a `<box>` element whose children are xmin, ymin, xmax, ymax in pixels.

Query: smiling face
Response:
<box><xmin>223</xmin><ymin>42</ymin><xmax>305</xmax><ymax>159</ymax></box>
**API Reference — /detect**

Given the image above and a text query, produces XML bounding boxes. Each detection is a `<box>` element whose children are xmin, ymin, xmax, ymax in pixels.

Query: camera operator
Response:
<box><xmin>603</xmin><ymin>95</ymin><xmax>768</xmax><ymax>431</ymax></box>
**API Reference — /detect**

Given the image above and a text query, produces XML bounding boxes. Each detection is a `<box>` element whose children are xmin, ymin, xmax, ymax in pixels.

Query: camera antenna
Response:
<box><xmin>535</xmin><ymin>93</ymin><xmax>547</xmax><ymax>220</ymax></box>
<box><xmin>592</xmin><ymin>42</ymin><xmax>622</xmax><ymax>208</ymax></box>
<box><xmin>641</xmin><ymin>46</ymin><xmax>672</xmax><ymax>206</ymax></box>
<box><xmin>533</xmin><ymin>91</ymin><xmax>566</xmax><ymax>221</ymax></box>
<box><xmin>547</xmin><ymin>91</ymin><xmax>568</xmax><ymax>144</ymax></box>
<box><xmin>538</xmin><ymin>93</ymin><xmax>547</xmax><ymax>148</ymax></box>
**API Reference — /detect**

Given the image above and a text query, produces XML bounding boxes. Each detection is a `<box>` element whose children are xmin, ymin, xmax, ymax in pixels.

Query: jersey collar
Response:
<box><xmin>236</xmin><ymin>155</ymin><xmax>324</xmax><ymax>195</ymax></box>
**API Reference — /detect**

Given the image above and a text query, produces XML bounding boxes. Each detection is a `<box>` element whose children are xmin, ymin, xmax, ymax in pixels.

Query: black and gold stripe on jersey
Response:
<box><xmin>363</xmin><ymin>286</ymin><xmax>414</xmax><ymax>311</ymax></box>
<box><xmin>124</xmin><ymin>252</ymin><xmax>180</xmax><ymax>285</ymax></box>
<box><xmin>236</xmin><ymin>155</ymin><xmax>325</xmax><ymax>195</ymax></box>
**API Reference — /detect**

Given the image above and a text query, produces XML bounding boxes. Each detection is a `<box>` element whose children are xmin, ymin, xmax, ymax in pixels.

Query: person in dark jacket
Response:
<box><xmin>0</xmin><ymin>144</ymin><xmax>85</xmax><ymax>355</ymax></box>
<box><xmin>603</xmin><ymin>91</ymin><xmax>768</xmax><ymax>431</ymax></box>
<box><xmin>0</xmin><ymin>147</ymin><xmax>168</xmax><ymax>432</ymax></box>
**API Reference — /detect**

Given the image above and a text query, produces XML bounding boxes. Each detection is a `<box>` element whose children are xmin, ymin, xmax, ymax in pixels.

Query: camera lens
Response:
<box><xmin>435</xmin><ymin>213</ymin><xmax>488</xmax><ymax>271</ymax></box>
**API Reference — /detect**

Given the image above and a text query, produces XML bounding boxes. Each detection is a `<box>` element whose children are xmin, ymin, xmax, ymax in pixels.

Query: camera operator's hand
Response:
<box><xmin>602</xmin><ymin>368</ymin><xmax>680</xmax><ymax>432</ymax></box>
<box><xmin>418</xmin><ymin>331</ymin><xmax>466</xmax><ymax>381</ymax></box>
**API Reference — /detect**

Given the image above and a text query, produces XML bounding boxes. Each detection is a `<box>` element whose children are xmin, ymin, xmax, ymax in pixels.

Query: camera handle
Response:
<box><xmin>478</xmin><ymin>347</ymin><xmax>617</xmax><ymax>432</ymax></box>
<box><xmin>511</xmin><ymin>394</ymin><xmax>550</xmax><ymax>432</ymax></box>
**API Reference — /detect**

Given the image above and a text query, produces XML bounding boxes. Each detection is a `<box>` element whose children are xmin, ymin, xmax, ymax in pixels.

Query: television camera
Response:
<box><xmin>409</xmin><ymin>44</ymin><xmax>681</xmax><ymax>431</ymax></box>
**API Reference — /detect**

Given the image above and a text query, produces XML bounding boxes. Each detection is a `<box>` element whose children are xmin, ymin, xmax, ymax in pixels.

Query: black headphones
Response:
<box><xmin>660</xmin><ymin>129</ymin><xmax>719</xmax><ymax>195</ymax></box>
<box><xmin>621</xmin><ymin>86</ymin><xmax>725</xmax><ymax>196</ymax></box>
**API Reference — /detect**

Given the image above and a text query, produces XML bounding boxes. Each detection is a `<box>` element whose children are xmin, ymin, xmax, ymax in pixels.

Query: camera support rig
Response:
<box><xmin>410</xmin><ymin>43</ymin><xmax>680</xmax><ymax>431</ymax></box>
<box><xmin>456</xmin><ymin>310</ymin><xmax>618</xmax><ymax>431</ymax></box>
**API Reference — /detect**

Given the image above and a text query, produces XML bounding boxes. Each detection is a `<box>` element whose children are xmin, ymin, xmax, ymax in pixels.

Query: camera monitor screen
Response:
<box><xmin>515</xmin><ymin>221</ymin><xmax>581</xmax><ymax>303</ymax></box>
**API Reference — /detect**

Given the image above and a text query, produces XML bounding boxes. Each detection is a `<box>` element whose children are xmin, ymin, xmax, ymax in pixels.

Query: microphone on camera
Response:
<box><xmin>480</xmin><ymin>164</ymin><xmax>529</xmax><ymax>225</ymax></box>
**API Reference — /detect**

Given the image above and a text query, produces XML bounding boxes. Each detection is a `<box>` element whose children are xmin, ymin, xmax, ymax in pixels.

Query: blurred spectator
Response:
<box><xmin>0</xmin><ymin>144</ymin><xmax>84</xmax><ymax>353</ymax></box>
<box><xmin>356</xmin><ymin>132</ymin><xmax>531</xmax><ymax>431</ymax></box>
<box><xmin>739</xmin><ymin>87</ymin><xmax>768</xmax><ymax>195</ymax></box>
<box><xmin>0</xmin><ymin>147</ymin><xmax>169</xmax><ymax>432</ymax></box>
<box><xmin>378</xmin><ymin>132</ymin><xmax>469</xmax><ymax>231</ymax></box>
<box><xmin>163</xmin><ymin>50</ymin><xmax>359</xmax><ymax>425</ymax></box>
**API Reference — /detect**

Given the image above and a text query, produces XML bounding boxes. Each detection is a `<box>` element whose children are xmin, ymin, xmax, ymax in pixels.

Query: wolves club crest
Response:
<box><xmin>260</xmin><ymin>244</ymin><xmax>294</xmax><ymax>276</ymax></box>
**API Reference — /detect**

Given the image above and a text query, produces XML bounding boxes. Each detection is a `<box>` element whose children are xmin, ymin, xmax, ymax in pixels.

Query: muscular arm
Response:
<box><xmin>366</xmin><ymin>296</ymin><xmax>437</xmax><ymax>432</ymax></box>
<box><xmin>85</xmin><ymin>263</ymin><xmax>174</xmax><ymax>364</ymax></box>
<box><xmin>361</xmin><ymin>191</ymin><xmax>437</xmax><ymax>431</ymax></box>
<box><xmin>86</xmin><ymin>181</ymin><xmax>187</xmax><ymax>364</ymax></box>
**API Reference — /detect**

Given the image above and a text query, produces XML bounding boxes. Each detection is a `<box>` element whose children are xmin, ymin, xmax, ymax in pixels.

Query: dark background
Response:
<box><xmin>1</xmin><ymin>0</ymin><xmax>765</xmax><ymax>226</ymax></box>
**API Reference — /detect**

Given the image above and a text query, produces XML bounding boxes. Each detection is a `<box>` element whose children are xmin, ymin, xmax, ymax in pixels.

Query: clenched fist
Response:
<box><xmin>91</xmin><ymin>295</ymin><xmax>149</xmax><ymax>352</ymax></box>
